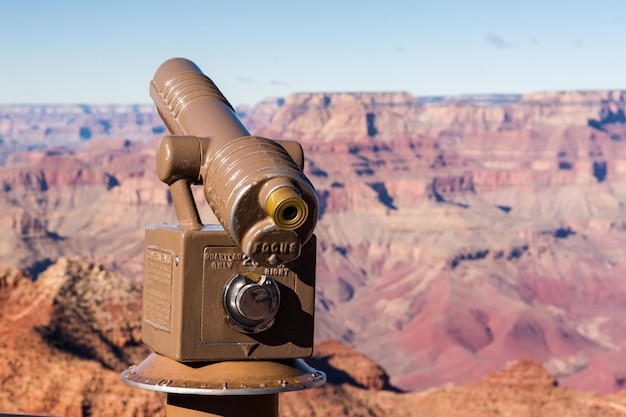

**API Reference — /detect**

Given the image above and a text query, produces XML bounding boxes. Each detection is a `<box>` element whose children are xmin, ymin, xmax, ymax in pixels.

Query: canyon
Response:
<box><xmin>242</xmin><ymin>90</ymin><xmax>626</xmax><ymax>393</ymax></box>
<box><xmin>1</xmin><ymin>89</ymin><xmax>626</xmax><ymax>415</ymax></box>
<box><xmin>3</xmin><ymin>257</ymin><xmax>626</xmax><ymax>417</ymax></box>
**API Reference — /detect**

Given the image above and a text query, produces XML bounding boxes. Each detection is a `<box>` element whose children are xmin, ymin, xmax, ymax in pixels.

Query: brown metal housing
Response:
<box><xmin>142</xmin><ymin>58</ymin><xmax>318</xmax><ymax>362</ymax></box>
<box><xmin>123</xmin><ymin>57</ymin><xmax>326</xmax><ymax>417</ymax></box>
<box><xmin>142</xmin><ymin>226</ymin><xmax>316</xmax><ymax>361</ymax></box>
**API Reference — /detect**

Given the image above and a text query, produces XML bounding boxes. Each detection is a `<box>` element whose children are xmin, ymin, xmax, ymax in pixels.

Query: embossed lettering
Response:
<box><xmin>207</xmin><ymin>252</ymin><xmax>243</xmax><ymax>262</ymax></box>
<box><xmin>242</xmin><ymin>255</ymin><xmax>260</xmax><ymax>268</ymax></box>
<box><xmin>252</xmin><ymin>241</ymin><xmax>298</xmax><ymax>254</ymax></box>
<box><xmin>211</xmin><ymin>261</ymin><xmax>233</xmax><ymax>270</ymax></box>
<box><xmin>265</xmin><ymin>267</ymin><xmax>289</xmax><ymax>277</ymax></box>
<box><xmin>145</xmin><ymin>248</ymin><xmax>173</xmax><ymax>331</ymax></box>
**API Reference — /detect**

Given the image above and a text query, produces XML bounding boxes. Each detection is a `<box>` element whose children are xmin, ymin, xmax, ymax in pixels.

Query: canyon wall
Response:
<box><xmin>3</xmin><ymin>257</ymin><xmax>626</xmax><ymax>417</ymax></box>
<box><xmin>241</xmin><ymin>90</ymin><xmax>626</xmax><ymax>393</ymax></box>
<box><xmin>1</xmin><ymin>90</ymin><xmax>626</xmax><ymax>397</ymax></box>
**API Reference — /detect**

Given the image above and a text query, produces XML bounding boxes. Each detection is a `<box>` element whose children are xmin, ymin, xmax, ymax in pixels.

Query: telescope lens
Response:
<box><xmin>282</xmin><ymin>206</ymin><xmax>298</xmax><ymax>221</ymax></box>
<box><xmin>266</xmin><ymin>187</ymin><xmax>309</xmax><ymax>231</ymax></box>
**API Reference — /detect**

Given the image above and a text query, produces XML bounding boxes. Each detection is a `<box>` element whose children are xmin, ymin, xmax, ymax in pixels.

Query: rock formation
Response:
<box><xmin>4</xmin><ymin>258</ymin><xmax>626</xmax><ymax>416</ymax></box>
<box><xmin>1</xmin><ymin>90</ymin><xmax>626</xmax><ymax>396</ymax></box>
<box><xmin>0</xmin><ymin>260</ymin><xmax>161</xmax><ymax>417</ymax></box>
<box><xmin>239</xmin><ymin>90</ymin><xmax>626</xmax><ymax>393</ymax></box>
<box><xmin>42</xmin><ymin>258</ymin><xmax>148</xmax><ymax>370</ymax></box>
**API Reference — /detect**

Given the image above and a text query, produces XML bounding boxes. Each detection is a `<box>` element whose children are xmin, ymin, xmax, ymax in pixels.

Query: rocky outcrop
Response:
<box><xmin>42</xmin><ymin>258</ymin><xmax>148</xmax><ymax>370</ymax></box>
<box><xmin>0</xmin><ymin>266</ymin><xmax>33</xmax><ymax>315</ymax></box>
<box><xmin>0</xmin><ymin>258</ymin><xmax>394</xmax><ymax>417</ymax></box>
<box><xmin>0</xmin><ymin>259</ymin><xmax>161</xmax><ymax>417</ymax></box>
<box><xmin>249</xmin><ymin>92</ymin><xmax>419</xmax><ymax>148</ymax></box>
<box><xmin>5</xmin><ymin>256</ymin><xmax>626</xmax><ymax>417</ymax></box>
<box><xmin>306</xmin><ymin>340</ymin><xmax>396</xmax><ymax>391</ymax></box>
<box><xmin>282</xmin><ymin>357</ymin><xmax>626</xmax><ymax>417</ymax></box>
<box><xmin>429</xmin><ymin>172</ymin><xmax>475</xmax><ymax>202</ymax></box>
<box><xmin>477</xmin><ymin>359</ymin><xmax>558</xmax><ymax>388</ymax></box>
<box><xmin>409</xmin><ymin>359</ymin><xmax>626</xmax><ymax>417</ymax></box>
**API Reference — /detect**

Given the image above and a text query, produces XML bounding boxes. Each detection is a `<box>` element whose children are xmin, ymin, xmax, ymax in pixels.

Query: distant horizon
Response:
<box><xmin>1</xmin><ymin>1</ymin><xmax>625</xmax><ymax>107</ymax></box>
<box><xmin>2</xmin><ymin>88</ymin><xmax>625</xmax><ymax>107</ymax></box>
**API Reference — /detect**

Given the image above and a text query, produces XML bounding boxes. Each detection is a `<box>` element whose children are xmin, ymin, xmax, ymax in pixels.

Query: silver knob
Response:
<box><xmin>223</xmin><ymin>273</ymin><xmax>280</xmax><ymax>333</ymax></box>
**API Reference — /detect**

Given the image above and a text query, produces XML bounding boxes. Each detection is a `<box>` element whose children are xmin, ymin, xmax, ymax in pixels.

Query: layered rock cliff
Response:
<box><xmin>4</xmin><ymin>258</ymin><xmax>626</xmax><ymax>417</ymax></box>
<box><xmin>1</xmin><ymin>91</ymin><xmax>626</xmax><ymax>397</ymax></box>
<box><xmin>241</xmin><ymin>90</ymin><xmax>626</xmax><ymax>393</ymax></box>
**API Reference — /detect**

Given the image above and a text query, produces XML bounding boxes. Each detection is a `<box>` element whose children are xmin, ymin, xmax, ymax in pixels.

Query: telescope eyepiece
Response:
<box><xmin>265</xmin><ymin>187</ymin><xmax>309</xmax><ymax>231</ymax></box>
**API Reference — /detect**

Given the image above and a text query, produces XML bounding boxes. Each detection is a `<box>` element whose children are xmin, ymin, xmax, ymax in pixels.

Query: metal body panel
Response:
<box><xmin>142</xmin><ymin>225</ymin><xmax>316</xmax><ymax>361</ymax></box>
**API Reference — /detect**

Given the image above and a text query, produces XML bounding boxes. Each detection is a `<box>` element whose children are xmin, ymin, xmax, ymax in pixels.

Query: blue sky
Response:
<box><xmin>0</xmin><ymin>0</ymin><xmax>625</xmax><ymax>106</ymax></box>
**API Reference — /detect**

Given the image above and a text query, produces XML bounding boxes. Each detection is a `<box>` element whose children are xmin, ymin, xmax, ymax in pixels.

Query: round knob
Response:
<box><xmin>236</xmin><ymin>284</ymin><xmax>274</xmax><ymax>320</ymax></box>
<box><xmin>224</xmin><ymin>273</ymin><xmax>280</xmax><ymax>334</ymax></box>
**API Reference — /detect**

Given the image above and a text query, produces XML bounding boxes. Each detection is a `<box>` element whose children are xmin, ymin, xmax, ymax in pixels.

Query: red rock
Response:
<box><xmin>2</xmin><ymin>90</ymin><xmax>626</xmax><ymax>397</ymax></box>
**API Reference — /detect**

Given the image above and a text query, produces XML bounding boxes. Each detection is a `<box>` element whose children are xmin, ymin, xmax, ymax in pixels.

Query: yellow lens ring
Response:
<box><xmin>265</xmin><ymin>187</ymin><xmax>309</xmax><ymax>230</ymax></box>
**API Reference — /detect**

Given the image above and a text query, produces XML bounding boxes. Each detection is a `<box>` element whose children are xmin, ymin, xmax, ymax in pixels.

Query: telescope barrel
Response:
<box><xmin>150</xmin><ymin>58</ymin><xmax>318</xmax><ymax>266</ymax></box>
<box><xmin>150</xmin><ymin>58</ymin><xmax>250</xmax><ymax>141</ymax></box>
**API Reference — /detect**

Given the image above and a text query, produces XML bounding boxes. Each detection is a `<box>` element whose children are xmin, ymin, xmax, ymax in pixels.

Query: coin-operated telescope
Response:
<box><xmin>122</xmin><ymin>58</ymin><xmax>325</xmax><ymax>417</ymax></box>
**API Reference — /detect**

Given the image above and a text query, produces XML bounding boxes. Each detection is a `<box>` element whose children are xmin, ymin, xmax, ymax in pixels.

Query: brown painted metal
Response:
<box><xmin>142</xmin><ymin>58</ymin><xmax>318</xmax><ymax>362</ymax></box>
<box><xmin>150</xmin><ymin>57</ymin><xmax>317</xmax><ymax>267</ymax></box>
<box><xmin>166</xmin><ymin>394</ymin><xmax>278</xmax><ymax>417</ymax></box>
<box><xmin>121</xmin><ymin>352</ymin><xmax>325</xmax><ymax>395</ymax></box>
<box><xmin>142</xmin><ymin>226</ymin><xmax>316</xmax><ymax>361</ymax></box>
<box><xmin>123</xmin><ymin>57</ymin><xmax>326</xmax><ymax>417</ymax></box>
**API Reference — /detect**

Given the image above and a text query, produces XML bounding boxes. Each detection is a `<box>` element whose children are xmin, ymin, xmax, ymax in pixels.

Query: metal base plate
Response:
<box><xmin>121</xmin><ymin>353</ymin><xmax>326</xmax><ymax>396</ymax></box>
